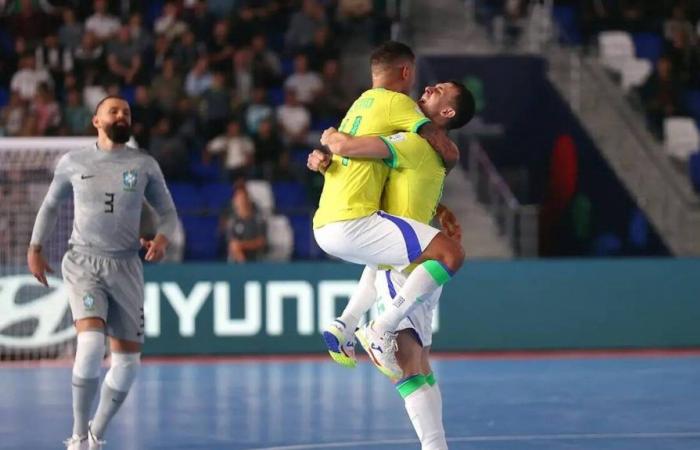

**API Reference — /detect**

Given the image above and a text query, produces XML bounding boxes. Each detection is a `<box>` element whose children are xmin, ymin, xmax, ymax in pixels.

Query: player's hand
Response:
<box><xmin>436</xmin><ymin>205</ymin><xmax>462</xmax><ymax>241</ymax></box>
<box><xmin>141</xmin><ymin>234</ymin><xmax>168</xmax><ymax>262</ymax></box>
<box><xmin>307</xmin><ymin>149</ymin><xmax>331</xmax><ymax>173</ymax></box>
<box><xmin>27</xmin><ymin>246</ymin><xmax>53</xmax><ymax>287</ymax></box>
<box><xmin>320</xmin><ymin>127</ymin><xmax>338</xmax><ymax>146</ymax></box>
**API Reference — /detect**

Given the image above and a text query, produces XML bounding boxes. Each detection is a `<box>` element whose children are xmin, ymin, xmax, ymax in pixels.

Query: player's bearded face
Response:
<box><xmin>106</xmin><ymin>120</ymin><xmax>131</xmax><ymax>144</ymax></box>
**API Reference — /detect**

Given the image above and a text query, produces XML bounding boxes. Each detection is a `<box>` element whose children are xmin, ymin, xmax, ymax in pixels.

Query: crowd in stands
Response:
<box><xmin>0</xmin><ymin>0</ymin><xmax>393</xmax><ymax>262</ymax></box>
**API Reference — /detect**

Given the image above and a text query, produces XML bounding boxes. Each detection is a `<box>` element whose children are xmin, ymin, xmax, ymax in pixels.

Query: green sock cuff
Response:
<box><xmin>425</xmin><ymin>372</ymin><xmax>436</xmax><ymax>386</ymax></box>
<box><xmin>396</xmin><ymin>374</ymin><xmax>427</xmax><ymax>399</ymax></box>
<box><xmin>422</xmin><ymin>260</ymin><xmax>453</xmax><ymax>286</ymax></box>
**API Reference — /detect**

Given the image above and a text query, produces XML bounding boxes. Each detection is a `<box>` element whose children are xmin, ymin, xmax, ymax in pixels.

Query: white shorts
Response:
<box><xmin>375</xmin><ymin>269</ymin><xmax>441</xmax><ymax>347</ymax></box>
<box><xmin>314</xmin><ymin>212</ymin><xmax>440</xmax><ymax>271</ymax></box>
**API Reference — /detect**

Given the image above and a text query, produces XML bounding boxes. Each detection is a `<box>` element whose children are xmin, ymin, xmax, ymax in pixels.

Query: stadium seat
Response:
<box><xmin>167</xmin><ymin>182</ymin><xmax>201</xmax><ymax>213</ymax></box>
<box><xmin>182</xmin><ymin>214</ymin><xmax>220</xmax><ymax>260</ymax></box>
<box><xmin>628</xmin><ymin>208</ymin><xmax>649</xmax><ymax>250</ymax></box>
<box><xmin>281</xmin><ymin>57</ymin><xmax>295</xmax><ymax>78</ymax></box>
<box><xmin>201</xmin><ymin>182</ymin><xmax>234</xmax><ymax>211</ymax></box>
<box><xmin>684</xmin><ymin>90</ymin><xmax>700</xmax><ymax>125</ymax></box>
<box><xmin>663</xmin><ymin>117</ymin><xmax>700</xmax><ymax>161</ymax></box>
<box><xmin>690</xmin><ymin>152</ymin><xmax>700</xmax><ymax>193</ymax></box>
<box><xmin>311</xmin><ymin>117</ymin><xmax>338</xmax><ymax>131</ymax></box>
<box><xmin>619</xmin><ymin>57</ymin><xmax>652</xmax><ymax>91</ymax></box>
<box><xmin>269</xmin><ymin>87</ymin><xmax>285</xmax><ymax>106</ymax></box>
<box><xmin>592</xmin><ymin>233</ymin><xmax>622</xmax><ymax>256</ymax></box>
<box><xmin>246</xmin><ymin>180</ymin><xmax>275</xmax><ymax>217</ymax></box>
<box><xmin>632</xmin><ymin>32</ymin><xmax>663</xmax><ymax>64</ymax></box>
<box><xmin>287</xmin><ymin>213</ymin><xmax>313</xmax><ymax>259</ymax></box>
<box><xmin>552</xmin><ymin>5</ymin><xmax>581</xmax><ymax>45</ymax></box>
<box><xmin>265</xmin><ymin>215</ymin><xmax>294</xmax><ymax>261</ymax></box>
<box><xmin>598</xmin><ymin>31</ymin><xmax>635</xmax><ymax>73</ymax></box>
<box><xmin>272</xmin><ymin>181</ymin><xmax>309</xmax><ymax>212</ymax></box>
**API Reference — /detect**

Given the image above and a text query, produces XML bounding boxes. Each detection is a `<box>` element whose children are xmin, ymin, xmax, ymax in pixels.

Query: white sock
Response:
<box><xmin>375</xmin><ymin>261</ymin><xmax>452</xmax><ymax>333</ymax></box>
<box><xmin>426</xmin><ymin>375</ymin><xmax>445</xmax><ymax>445</ymax></box>
<box><xmin>399</xmin><ymin>375</ymin><xmax>448</xmax><ymax>450</ymax></box>
<box><xmin>338</xmin><ymin>266</ymin><xmax>377</xmax><ymax>335</ymax></box>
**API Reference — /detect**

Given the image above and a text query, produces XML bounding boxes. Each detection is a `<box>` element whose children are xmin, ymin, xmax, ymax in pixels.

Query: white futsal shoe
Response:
<box><xmin>87</xmin><ymin>422</ymin><xmax>106</xmax><ymax>449</ymax></box>
<box><xmin>63</xmin><ymin>435</ymin><xmax>87</xmax><ymax>450</ymax></box>
<box><xmin>355</xmin><ymin>321</ymin><xmax>402</xmax><ymax>380</ymax></box>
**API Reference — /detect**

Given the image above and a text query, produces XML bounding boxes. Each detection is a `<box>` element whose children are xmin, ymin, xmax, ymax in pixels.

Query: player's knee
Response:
<box><xmin>105</xmin><ymin>352</ymin><xmax>141</xmax><ymax>392</ymax></box>
<box><xmin>73</xmin><ymin>330</ymin><xmax>106</xmax><ymax>379</ymax></box>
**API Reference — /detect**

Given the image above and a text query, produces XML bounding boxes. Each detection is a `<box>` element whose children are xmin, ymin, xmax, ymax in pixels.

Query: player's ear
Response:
<box><xmin>91</xmin><ymin>114</ymin><xmax>99</xmax><ymax>129</ymax></box>
<box><xmin>401</xmin><ymin>64</ymin><xmax>409</xmax><ymax>80</ymax></box>
<box><xmin>441</xmin><ymin>107</ymin><xmax>456</xmax><ymax>120</ymax></box>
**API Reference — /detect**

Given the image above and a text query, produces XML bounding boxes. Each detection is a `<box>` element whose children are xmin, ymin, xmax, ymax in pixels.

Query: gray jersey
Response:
<box><xmin>31</xmin><ymin>144</ymin><xmax>178</xmax><ymax>257</ymax></box>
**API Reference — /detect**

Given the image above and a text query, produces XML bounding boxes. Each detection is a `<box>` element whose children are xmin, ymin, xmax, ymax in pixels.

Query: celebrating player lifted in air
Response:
<box><xmin>27</xmin><ymin>96</ymin><xmax>178</xmax><ymax>450</ymax></box>
<box><xmin>309</xmin><ymin>79</ymin><xmax>475</xmax><ymax>450</ymax></box>
<box><xmin>313</xmin><ymin>41</ymin><xmax>467</xmax><ymax>376</ymax></box>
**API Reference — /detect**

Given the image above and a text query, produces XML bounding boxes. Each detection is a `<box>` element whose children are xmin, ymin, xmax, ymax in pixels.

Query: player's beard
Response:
<box><xmin>106</xmin><ymin>122</ymin><xmax>131</xmax><ymax>144</ymax></box>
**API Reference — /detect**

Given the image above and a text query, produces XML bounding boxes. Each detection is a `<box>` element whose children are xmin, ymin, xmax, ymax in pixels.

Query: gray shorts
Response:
<box><xmin>61</xmin><ymin>249</ymin><xmax>145</xmax><ymax>343</ymax></box>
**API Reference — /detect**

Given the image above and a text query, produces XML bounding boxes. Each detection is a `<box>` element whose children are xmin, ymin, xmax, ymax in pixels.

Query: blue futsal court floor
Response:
<box><xmin>2</xmin><ymin>353</ymin><xmax>700</xmax><ymax>449</ymax></box>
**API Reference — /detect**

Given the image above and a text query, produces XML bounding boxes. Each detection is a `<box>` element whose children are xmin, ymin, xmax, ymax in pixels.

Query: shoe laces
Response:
<box><xmin>64</xmin><ymin>435</ymin><xmax>86</xmax><ymax>447</ymax></box>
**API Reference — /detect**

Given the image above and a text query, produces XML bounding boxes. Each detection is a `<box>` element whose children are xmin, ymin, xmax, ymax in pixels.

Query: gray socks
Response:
<box><xmin>72</xmin><ymin>375</ymin><xmax>99</xmax><ymax>437</ymax></box>
<box><xmin>90</xmin><ymin>383</ymin><xmax>129</xmax><ymax>439</ymax></box>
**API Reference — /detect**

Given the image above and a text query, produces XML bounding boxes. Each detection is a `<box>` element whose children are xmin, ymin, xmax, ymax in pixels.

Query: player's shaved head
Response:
<box><xmin>370</xmin><ymin>41</ymin><xmax>415</xmax><ymax>74</ymax></box>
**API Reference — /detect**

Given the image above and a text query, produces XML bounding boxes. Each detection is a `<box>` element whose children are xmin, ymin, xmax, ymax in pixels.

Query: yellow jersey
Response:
<box><xmin>380</xmin><ymin>132</ymin><xmax>446</xmax><ymax>224</ymax></box>
<box><xmin>313</xmin><ymin>88</ymin><xmax>431</xmax><ymax>229</ymax></box>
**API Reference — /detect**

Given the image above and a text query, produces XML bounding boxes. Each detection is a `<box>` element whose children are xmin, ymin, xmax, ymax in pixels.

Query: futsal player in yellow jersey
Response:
<box><xmin>310</xmin><ymin>81</ymin><xmax>475</xmax><ymax>450</ymax></box>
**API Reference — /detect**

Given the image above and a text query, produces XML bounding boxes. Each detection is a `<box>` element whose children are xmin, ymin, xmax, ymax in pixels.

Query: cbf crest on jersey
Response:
<box><xmin>123</xmin><ymin>170</ymin><xmax>138</xmax><ymax>191</ymax></box>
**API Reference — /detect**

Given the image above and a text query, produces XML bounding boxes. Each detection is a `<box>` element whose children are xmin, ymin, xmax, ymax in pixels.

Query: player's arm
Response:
<box><xmin>143</xmin><ymin>158</ymin><xmax>178</xmax><ymax>262</ymax></box>
<box><xmin>28</xmin><ymin>155</ymin><xmax>72</xmax><ymax>287</ymax></box>
<box><xmin>418</xmin><ymin>123</ymin><xmax>460</xmax><ymax>173</ymax></box>
<box><xmin>320</xmin><ymin>127</ymin><xmax>390</xmax><ymax>159</ymax></box>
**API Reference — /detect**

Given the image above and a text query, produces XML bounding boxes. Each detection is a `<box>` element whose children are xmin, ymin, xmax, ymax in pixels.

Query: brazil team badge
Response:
<box><xmin>83</xmin><ymin>294</ymin><xmax>95</xmax><ymax>311</ymax></box>
<box><xmin>123</xmin><ymin>170</ymin><xmax>137</xmax><ymax>191</ymax></box>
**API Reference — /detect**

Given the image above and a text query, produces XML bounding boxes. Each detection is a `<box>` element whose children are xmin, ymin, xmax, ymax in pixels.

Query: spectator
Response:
<box><xmin>131</xmin><ymin>85</ymin><xmax>161</xmax><ymax>149</ymax></box>
<box><xmin>151</xmin><ymin>58</ymin><xmax>184</xmax><ymax>114</ymax></box>
<box><xmin>254</xmin><ymin>118</ymin><xmax>285</xmax><ymax>178</ymax></box>
<box><xmin>276</xmin><ymin>89</ymin><xmax>311</xmax><ymax>147</ymax></box>
<box><xmin>172</xmin><ymin>30</ymin><xmax>201</xmax><ymax>73</ymax></box>
<box><xmin>171</xmin><ymin>97</ymin><xmax>200</xmax><ymax>149</ymax></box>
<box><xmin>58</xmin><ymin>9</ymin><xmax>84</xmax><ymax>51</ymax></box>
<box><xmin>185</xmin><ymin>0</ymin><xmax>217</xmax><ymax>43</ymax></box>
<box><xmin>5</xmin><ymin>0</ymin><xmax>52</xmax><ymax>44</ymax></box>
<box><xmin>664</xmin><ymin>6</ymin><xmax>695</xmax><ymax>45</ymax></box>
<box><xmin>85</xmin><ymin>0</ymin><xmax>121</xmax><ymax>41</ymax></box>
<box><xmin>206</xmin><ymin>119</ymin><xmax>255</xmax><ymax>181</ymax></box>
<box><xmin>272</xmin><ymin>150</ymin><xmax>304</xmax><ymax>183</ymax></box>
<box><xmin>286</xmin><ymin>0</ymin><xmax>327</xmax><ymax>52</ymax></box>
<box><xmin>35</xmin><ymin>33</ymin><xmax>73</xmax><ymax>91</ymax></box>
<box><xmin>185</xmin><ymin>56</ymin><xmax>214</xmax><ymax>98</ymax></box>
<box><xmin>0</xmin><ymin>36</ymin><xmax>27</xmax><ymax>88</ymax></box>
<box><xmin>149</xmin><ymin>117</ymin><xmax>190</xmax><ymax>180</ymax></box>
<box><xmin>0</xmin><ymin>92</ymin><xmax>27</xmax><ymax>137</ymax></box>
<box><xmin>73</xmin><ymin>31</ymin><xmax>106</xmax><ymax>84</ymax></box>
<box><xmin>62</xmin><ymin>89</ymin><xmax>92</xmax><ymax>135</ymax></box>
<box><xmin>31</xmin><ymin>83</ymin><xmax>61</xmax><ymax>136</ymax></box>
<box><xmin>151</xmin><ymin>35</ymin><xmax>173</xmax><ymax>77</ymax></box>
<box><xmin>155</xmin><ymin>1</ymin><xmax>189</xmax><ymax>42</ymax></box>
<box><xmin>664</xmin><ymin>28</ymin><xmax>700</xmax><ymax>86</ymax></box>
<box><xmin>208</xmin><ymin>20</ymin><xmax>235</xmax><ymax>73</ymax></box>
<box><xmin>250</xmin><ymin>33</ymin><xmax>282</xmax><ymax>88</ymax></box>
<box><xmin>10</xmin><ymin>53</ymin><xmax>53</xmax><ymax>101</ymax></box>
<box><xmin>224</xmin><ymin>187</ymin><xmax>267</xmax><ymax>262</ymax></box>
<box><xmin>81</xmin><ymin>68</ymin><xmax>108</xmax><ymax>112</ymax></box>
<box><xmin>230</xmin><ymin>4</ymin><xmax>260</xmax><ymax>46</ymax></box>
<box><xmin>638</xmin><ymin>57</ymin><xmax>682</xmax><ymax>138</ymax></box>
<box><xmin>306</xmin><ymin>26</ymin><xmax>339</xmax><ymax>71</ymax></box>
<box><xmin>106</xmin><ymin>25</ymin><xmax>144</xmax><ymax>86</ymax></box>
<box><xmin>232</xmin><ymin>48</ymin><xmax>254</xmax><ymax>104</ymax></box>
<box><xmin>245</xmin><ymin>86</ymin><xmax>274</xmax><ymax>134</ymax></box>
<box><xmin>316</xmin><ymin>58</ymin><xmax>351</xmax><ymax>119</ymax></box>
<box><xmin>284</xmin><ymin>53</ymin><xmax>322</xmax><ymax>106</ymax></box>
<box><xmin>198</xmin><ymin>71</ymin><xmax>231</xmax><ymax>138</ymax></box>
<box><xmin>128</xmin><ymin>12</ymin><xmax>154</xmax><ymax>56</ymax></box>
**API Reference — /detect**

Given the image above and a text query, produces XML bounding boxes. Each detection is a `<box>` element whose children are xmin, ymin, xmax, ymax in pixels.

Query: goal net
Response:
<box><xmin>0</xmin><ymin>137</ymin><xmax>95</xmax><ymax>360</ymax></box>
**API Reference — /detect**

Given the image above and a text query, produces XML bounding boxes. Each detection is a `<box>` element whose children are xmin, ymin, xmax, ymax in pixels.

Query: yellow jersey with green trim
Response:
<box><xmin>379</xmin><ymin>132</ymin><xmax>446</xmax><ymax>224</ymax></box>
<box><xmin>313</xmin><ymin>88</ymin><xmax>431</xmax><ymax>228</ymax></box>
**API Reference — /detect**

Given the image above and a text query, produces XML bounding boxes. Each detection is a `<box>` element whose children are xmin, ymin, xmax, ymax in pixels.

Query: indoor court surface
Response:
<box><xmin>2</xmin><ymin>353</ymin><xmax>700</xmax><ymax>450</ymax></box>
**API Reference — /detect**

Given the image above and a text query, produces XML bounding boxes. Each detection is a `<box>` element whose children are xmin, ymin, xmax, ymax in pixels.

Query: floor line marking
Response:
<box><xmin>250</xmin><ymin>431</ymin><xmax>700</xmax><ymax>450</ymax></box>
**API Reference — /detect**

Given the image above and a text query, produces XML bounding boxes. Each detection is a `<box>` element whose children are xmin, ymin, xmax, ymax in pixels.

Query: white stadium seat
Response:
<box><xmin>245</xmin><ymin>180</ymin><xmax>275</xmax><ymax>217</ymax></box>
<box><xmin>598</xmin><ymin>31</ymin><xmax>635</xmax><ymax>73</ymax></box>
<box><xmin>664</xmin><ymin>117</ymin><xmax>700</xmax><ymax>161</ymax></box>
<box><xmin>265</xmin><ymin>215</ymin><xmax>294</xmax><ymax>261</ymax></box>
